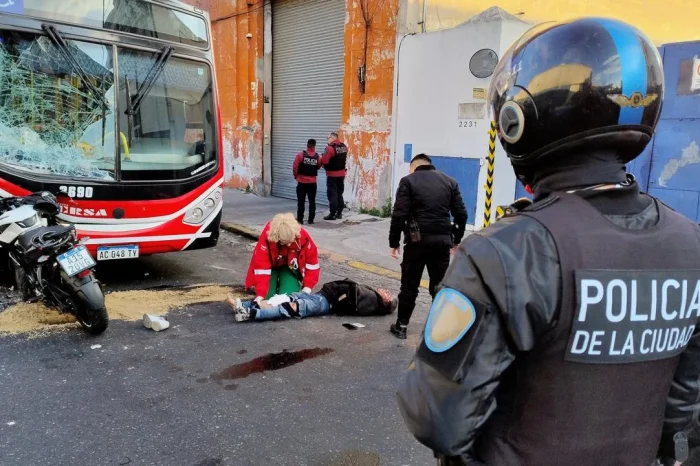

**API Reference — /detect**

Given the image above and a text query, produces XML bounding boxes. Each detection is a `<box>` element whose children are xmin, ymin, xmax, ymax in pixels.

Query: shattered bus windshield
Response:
<box><xmin>0</xmin><ymin>29</ymin><xmax>216</xmax><ymax>182</ymax></box>
<box><xmin>0</xmin><ymin>31</ymin><xmax>116</xmax><ymax>180</ymax></box>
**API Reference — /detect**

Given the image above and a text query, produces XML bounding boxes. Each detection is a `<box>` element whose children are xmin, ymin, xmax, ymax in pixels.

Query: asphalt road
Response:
<box><xmin>0</xmin><ymin>231</ymin><xmax>435</xmax><ymax>466</ymax></box>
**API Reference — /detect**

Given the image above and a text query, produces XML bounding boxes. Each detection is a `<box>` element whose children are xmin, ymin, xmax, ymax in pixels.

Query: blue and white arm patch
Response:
<box><xmin>424</xmin><ymin>288</ymin><xmax>477</xmax><ymax>353</ymax></box>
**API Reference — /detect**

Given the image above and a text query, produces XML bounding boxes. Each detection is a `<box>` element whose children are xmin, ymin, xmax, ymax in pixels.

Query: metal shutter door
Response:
<box><xmin>271</xmin><ymin>0</ymin><xmax>345</xmax><ymax>202</ymax></box>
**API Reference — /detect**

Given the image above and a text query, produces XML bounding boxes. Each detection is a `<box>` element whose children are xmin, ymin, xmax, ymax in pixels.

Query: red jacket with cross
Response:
<box><xmin>244</xmin><ymin>221</ymin><xmax>321</xmax><ymax>298</ymax></box>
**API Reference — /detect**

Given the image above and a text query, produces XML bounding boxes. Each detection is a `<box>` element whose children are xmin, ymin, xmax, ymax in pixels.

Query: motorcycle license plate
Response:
<box><xmin>57</xmin><ymin>245</ymin><xmax>96</xmax><ymax>277</ymax></box>
<box><xmin>96</xmin><ymin>245</ymin><xmax>139</xmax><ymax>261</ymax></box>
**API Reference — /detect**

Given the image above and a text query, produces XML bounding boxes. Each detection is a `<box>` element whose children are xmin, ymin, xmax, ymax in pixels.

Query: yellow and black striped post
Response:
<box><xmin>483</xmin><ymin>121</ymin><xmax>497</xmax><ymax>228</ymax></box>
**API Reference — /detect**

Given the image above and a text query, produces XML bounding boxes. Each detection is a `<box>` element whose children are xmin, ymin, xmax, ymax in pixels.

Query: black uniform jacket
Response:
<box><xmin>396</xmin><ymin>181</ymin><xmax>700</xmax><ymax>463</ymax></box>
<box><xmin>389</xmin><ymin>165</ymin><xmax>468</xmax><ymax>248</ymax></box>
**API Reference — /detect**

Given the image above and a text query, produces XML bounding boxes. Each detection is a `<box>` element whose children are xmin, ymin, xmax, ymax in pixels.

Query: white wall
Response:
<box><xmin>390</xmin><ymin>13</ymin><xmax>530</xmax><ymax>230</ymax></box>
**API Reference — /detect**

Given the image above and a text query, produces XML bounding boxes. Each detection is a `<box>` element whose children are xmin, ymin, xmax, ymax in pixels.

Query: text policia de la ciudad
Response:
<box><xmin>567</xmin><ymin>270</ymin><xmax>700</xmax><ymax>364</ymax></box>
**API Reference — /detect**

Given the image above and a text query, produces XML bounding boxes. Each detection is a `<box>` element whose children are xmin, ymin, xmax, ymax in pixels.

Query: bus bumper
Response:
<box><xmin>76</xmin><ymin>209</ymin><xmax>222</xmax><ymax>259</ymax></box>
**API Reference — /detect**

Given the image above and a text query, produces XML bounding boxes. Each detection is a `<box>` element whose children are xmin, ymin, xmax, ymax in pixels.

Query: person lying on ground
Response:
<box><xmin>244</xmin><ymin>213</ymin><xmax>320</xmax><ymax>302</ymax></box>
<box><xmin>227</xmin><ymin>279</ymin><xmax>397</xmax><ymax>322</ymax></box>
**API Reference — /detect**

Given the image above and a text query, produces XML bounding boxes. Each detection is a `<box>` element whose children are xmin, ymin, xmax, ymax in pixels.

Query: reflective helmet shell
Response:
<box><xmin>487</xmin><ymin>18</ymin><xmax>664</xmax><ymax>183</ymax></box>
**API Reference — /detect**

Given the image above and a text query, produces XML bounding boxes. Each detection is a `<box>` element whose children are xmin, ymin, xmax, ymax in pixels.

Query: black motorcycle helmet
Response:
<box><xmin>487</xmin><ymin>18</ymin><xmax>664</xmax><ymax>189</ymax></box>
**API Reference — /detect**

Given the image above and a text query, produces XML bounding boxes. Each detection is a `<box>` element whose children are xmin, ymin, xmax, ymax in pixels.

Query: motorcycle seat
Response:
<box><xmin>17</xmin><ymin>225</ymin><xmax>73</xmax><ymax>251</ymax></box>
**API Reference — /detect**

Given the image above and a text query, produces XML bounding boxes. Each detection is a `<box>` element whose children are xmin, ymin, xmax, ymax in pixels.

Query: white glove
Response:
<box><xmin>301</xmin><ymin>287</ymin><xmax>312</xmax><ymax>294</ymax></box>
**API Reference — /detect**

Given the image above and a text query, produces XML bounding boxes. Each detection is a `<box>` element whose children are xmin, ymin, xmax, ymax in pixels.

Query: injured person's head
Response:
<box><xmin>377</xmin><ymin>288</ymin><xmax>398</xmax><ymax>314</ymax></box>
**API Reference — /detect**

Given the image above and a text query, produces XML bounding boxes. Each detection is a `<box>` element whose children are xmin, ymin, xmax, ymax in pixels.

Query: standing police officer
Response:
<box><xmin>293</xmin><ymin>139</ymin><xmax>321</xmax><ymax>224</ymax></box>
<box><xmin>321</xmin><ymin>132</ymin><xmax>349</xmax><ymax>220</ymax></box>
<box><xmin>397</xmin><ymin>18</ymin><xmax>700</xmax><ymax>466</ymax></box>
<box><xmin>389</xmin><ymin>153</ymin><xmax>468</xmax><ymax>339</ymax></box>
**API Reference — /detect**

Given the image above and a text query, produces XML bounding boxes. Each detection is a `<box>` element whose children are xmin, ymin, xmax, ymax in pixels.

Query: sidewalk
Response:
<box><xmin>221</xmin><ymin>189</ymin><xmax>429</xmax><ymax>285</ymax></box>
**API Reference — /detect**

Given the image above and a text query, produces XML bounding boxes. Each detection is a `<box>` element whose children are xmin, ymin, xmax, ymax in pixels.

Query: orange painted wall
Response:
<box><xmin>340</xmin><ymin>0</ymin><xmax>400</xmax><ymax>209</ymax></box>
<box><xmin>209</xmin><ymin>0</ymin><xmax>400</xmax><ymax>204</ymax></box>
<box><xmin>210</xmin><ymin>0</ymin><xmax>265</xmax><ymax>192</ymax></box>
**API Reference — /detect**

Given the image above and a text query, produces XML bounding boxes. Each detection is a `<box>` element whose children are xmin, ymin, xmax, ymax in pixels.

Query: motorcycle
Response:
<box><xmin>0</xmin><ymin>191</ymin><xmax>108</xmax><ymax>335</ymax></box>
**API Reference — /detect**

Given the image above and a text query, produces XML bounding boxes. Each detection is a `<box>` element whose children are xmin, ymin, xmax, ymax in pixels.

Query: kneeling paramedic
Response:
<box><xmin>396</xmin><ymin>18</ymin><xmax>700</xmax><ymax>466</ymax></box>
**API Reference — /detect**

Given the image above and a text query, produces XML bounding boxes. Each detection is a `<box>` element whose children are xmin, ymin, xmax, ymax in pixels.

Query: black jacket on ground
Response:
<box><xmin>389</xmin><ymin>165</ymin><xmax>468</xmax><ymax>249</ymax></box>
<box><xmin>318</xmin><ymin>279</ymin><xmax>393</xmax><ymax>316</ymax></box>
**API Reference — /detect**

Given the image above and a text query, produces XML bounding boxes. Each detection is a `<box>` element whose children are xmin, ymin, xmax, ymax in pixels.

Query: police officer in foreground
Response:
<box><xmin>397</xmin><ymin>17</ymin><xmax>700</xmax><ymax>466</ymax></box>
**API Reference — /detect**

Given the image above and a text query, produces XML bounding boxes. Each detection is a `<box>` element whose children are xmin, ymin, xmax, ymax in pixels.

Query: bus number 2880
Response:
<box><xmin>59</xmin><ymin>186</ymin><xmax>94</xmax><ymax>198</ymax></box>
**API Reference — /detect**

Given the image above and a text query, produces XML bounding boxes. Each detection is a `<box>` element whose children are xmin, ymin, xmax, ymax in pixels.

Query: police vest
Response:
<box><xmin>474</xmin><ymin>192</ymin><xmax>700</xmax><ymax>466</ymax></box>
<box><xmin>298</xmin><ymin>151</ymin><xmax>320</xmax><ymax>177</ymax></box>
<box><xmin>325</xmin><ymin>142</ymin><xmax>348</xmax><ymax>171</ymax></box>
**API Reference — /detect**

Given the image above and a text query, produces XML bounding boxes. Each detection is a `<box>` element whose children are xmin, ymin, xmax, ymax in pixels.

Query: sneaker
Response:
<box><xmin>234</xmin><ymin>305</ymin><xmax>252</xmax><ymax>322</ymax></box>
<box><xmin>323</xmin><ymin>213</ymin><xmax>336</xmax><ymax>221</ymax></box>
<box><xmin>390</xmin><ymin>322</ymin><xmax>407</xmax><ymax>339</ymax></box>
<box><xmin>226</xmin><ymin>293</ymin><xmax>242</xmax><ymax>311</ymax></box>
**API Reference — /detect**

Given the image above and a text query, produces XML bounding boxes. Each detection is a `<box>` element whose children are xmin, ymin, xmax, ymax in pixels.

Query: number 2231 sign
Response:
<box><xmin>458</xmin><ymin>120</ymin><xmax>477</xmax><ymax>128</ymax></box>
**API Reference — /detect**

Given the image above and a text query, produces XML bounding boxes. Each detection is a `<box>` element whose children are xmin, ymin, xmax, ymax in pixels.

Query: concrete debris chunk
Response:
<box><xmin>142</xmin><ymin>314</ymin><xmax>170</xmax><ymax>332</ymax></box>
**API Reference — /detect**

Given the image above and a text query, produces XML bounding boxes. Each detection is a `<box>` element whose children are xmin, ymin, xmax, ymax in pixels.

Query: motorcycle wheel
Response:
<box><xmin>70</xmin><ymin>296</ymin><xmax>109</xmax><ymax>335</ymax></box>
<box><xmin>13</xmin><ymin>264</ymin><xmax>32</xmax><ymax>301</ymax></box>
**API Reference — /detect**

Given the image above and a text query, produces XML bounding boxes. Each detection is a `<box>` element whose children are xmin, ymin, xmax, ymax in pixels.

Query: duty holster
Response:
<box><xmin>407</xmin><ymin>217</ymin><xmax>421</xmax><ymax>243</ymax></box>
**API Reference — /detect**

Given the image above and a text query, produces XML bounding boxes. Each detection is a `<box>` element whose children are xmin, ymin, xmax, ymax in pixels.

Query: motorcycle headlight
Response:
<box><xmin>183</xmin><ymin>188</ymin><xmax>223</xmax><ymax>225</ymax></box>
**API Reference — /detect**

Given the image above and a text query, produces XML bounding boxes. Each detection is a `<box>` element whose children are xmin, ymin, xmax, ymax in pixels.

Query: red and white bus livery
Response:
<box><xmin>0</xmin><ymin>0</ymin><xmax>223</xmax><ymax>260</ymax></box>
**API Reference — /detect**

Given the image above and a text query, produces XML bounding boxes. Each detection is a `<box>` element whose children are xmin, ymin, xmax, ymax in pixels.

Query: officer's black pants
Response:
<box><xmin>326</xmin><ymin>176</ymin><xmax>345</xmax><ymax>215</ymax></box>
<box><xmin>397</xmin><ymin>242</ymin><xmax>451</xmax><ymax>326</ymax></box>
<box><xmin>296</xmin><ymin>182</ymin><xmax>317</xmax><ymax>222</ymax></box>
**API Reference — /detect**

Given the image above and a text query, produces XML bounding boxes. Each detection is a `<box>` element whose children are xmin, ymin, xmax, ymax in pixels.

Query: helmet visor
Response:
<box><xmin>487</xmin><ymin>21</ymin><xmax>558</xmax><ymax>121</ymax></box>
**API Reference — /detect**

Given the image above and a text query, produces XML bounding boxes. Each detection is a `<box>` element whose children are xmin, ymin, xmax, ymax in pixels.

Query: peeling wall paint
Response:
<box><xmin>211</xmin><ymin>0</ymin><xmax>399</xmax><ymax>204</ymax></box>
<box><xmin>340</xmin><ymin>0</ymin><xmax>400</xmax><ymax>210</ymax></box>
<box><xmin>211</xmin><ymin>0</ymin><xmax>265</xmax><ymax>193</ymax></box>
<box><xmin>659</xmin><ymin>140</ymin><xmax>700</xmax><ymax>187</ymax></box>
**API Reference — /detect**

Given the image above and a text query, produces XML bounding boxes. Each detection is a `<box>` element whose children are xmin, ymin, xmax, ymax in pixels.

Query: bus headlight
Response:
<box><xmin>183</xmin><ymin>188</ymin><xmax>223</xmax><ymax>225</ymax></box>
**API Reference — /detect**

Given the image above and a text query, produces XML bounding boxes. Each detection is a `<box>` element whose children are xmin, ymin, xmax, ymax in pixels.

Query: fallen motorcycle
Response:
<box><xmin>0</xmin><ymin>191</ymin><xmax>108</xmax><ymax>335</ymax></box>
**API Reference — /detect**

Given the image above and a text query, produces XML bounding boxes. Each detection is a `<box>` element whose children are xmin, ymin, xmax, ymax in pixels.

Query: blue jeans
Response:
<box><xmin>250</xmin><ymin>293</ymin><xmax>330</xmax><ymax>320</ymax></box>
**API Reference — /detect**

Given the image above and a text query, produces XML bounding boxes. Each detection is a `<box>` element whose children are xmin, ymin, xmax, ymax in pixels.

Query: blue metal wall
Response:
<box><xmin>645</xmin><ymin>42</ymin><xmax>700</xmax><ymax>222</ymax></box>
<box><xmin>402</xmin><ymin>144</ymin><xmax>480</xmax><ymax>225</ymax></box>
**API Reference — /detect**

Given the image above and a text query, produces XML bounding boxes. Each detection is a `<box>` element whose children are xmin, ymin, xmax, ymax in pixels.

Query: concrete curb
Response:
<box><xmin>220</xmin><ymin>222</ymin><xmax>428</xmax><ymax>289</ymax></box>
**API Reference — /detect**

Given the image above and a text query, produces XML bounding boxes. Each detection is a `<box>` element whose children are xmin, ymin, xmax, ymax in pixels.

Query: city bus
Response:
<box><xmin>0</xmin><ymin>0</ymin><xmax>223</xmax><ymax>261</ymax></box>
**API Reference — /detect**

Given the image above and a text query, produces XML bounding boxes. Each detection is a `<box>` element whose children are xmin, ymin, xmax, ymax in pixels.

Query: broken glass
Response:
<box><xmin>0</xmin><ymin>30</ymin><xmax>115</xmax><ymax>180</ymax></box>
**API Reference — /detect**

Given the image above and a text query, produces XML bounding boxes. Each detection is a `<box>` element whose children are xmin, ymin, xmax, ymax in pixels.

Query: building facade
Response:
<box><xmin>202</xmin><ymin>0</ymin><xmax>700</xmax><ymax>212</ymax></box>
<box><xmin>208</xmin><ymin>0</ymin><xmax>399</xmax><ymax>210</ymax></box>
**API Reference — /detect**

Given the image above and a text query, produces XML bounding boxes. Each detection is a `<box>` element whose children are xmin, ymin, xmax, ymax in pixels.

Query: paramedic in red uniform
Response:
<box><xmin>242</xmin><ymin>213</ymin><xmax>321</xmax><ymax>303</ymax></box>
<box><xmin>293</xmin><ymin>138</ymin><xmax>321</xmax><ymax>225</ymax></box>
<box><xmin>321</xmin><ymin>131</ymin><xmax>348</xmax><ymax>220</ymax></box>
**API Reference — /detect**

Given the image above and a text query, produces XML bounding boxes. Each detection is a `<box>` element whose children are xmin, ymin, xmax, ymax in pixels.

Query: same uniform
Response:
<box><xmin>389</xmin><ymin>164</ymin><xmax>468</xmax><ymax>328</ymax></box>
<box><xmin>397</xmin><ymin>183</ymin><xmax>700</xmax><ymax>465</ymax></box>
<box><xmin>321</xmin><ymin>139</ymin><xmax>348</xmax><ymax>218</ymax></box>
<box><xmin>397</xmin><ymin>16</ymin><xmax>700</xmax><ymax>465</ymax></box>
<box><xmin>293</xmin><ymin>150</ymin><xmax>321</xmax><ymax>223</ymax></box>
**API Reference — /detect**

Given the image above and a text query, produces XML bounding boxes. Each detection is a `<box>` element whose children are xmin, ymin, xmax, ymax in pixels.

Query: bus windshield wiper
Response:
<box><xmin>126</xmin><ymin>46</ymin><xmax>174</xmax><ymax>115</ymax></box>
<box><xmin>41</xmin><ymin>24</ymin><xmax>110</xmax><ymax>111</ymax></box>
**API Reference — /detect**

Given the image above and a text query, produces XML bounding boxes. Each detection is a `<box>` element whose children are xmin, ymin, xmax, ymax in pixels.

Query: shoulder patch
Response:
<box><xmin>424</xmin><ymin>288</ymin><xmax>476</xmax><ymax>353</ymax></box>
